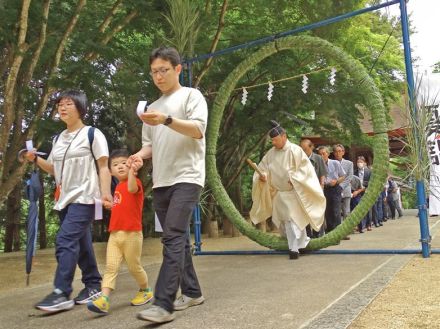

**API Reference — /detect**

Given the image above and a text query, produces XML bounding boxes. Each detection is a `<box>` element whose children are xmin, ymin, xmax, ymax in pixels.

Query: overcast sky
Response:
<box><xmin>385</xmin><ymin>0</ymin><xmax>440</xmax><ymax>98</ymax></box>
<box><xmin>405</xmin><ymin>0</ymin><xmax>439</xmax><ymax>74</ymax></box>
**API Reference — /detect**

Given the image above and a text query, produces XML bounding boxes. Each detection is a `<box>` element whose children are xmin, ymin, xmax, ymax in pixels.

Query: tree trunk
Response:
<box><xmin>202</xmin><ymin>194</ymin><xmax>218</xmax><ymax>237</ymax></box>
<box><xmin>222</xmin><ymin>217</ymin><xmax>232</xmax><ymax>236</ymax></box>
<box><xmin>4</xmin><ymin>184</ymin><xmax>22</xmax><ymax>252</ymax></box>
<box><xmin>38</xmin><ymin>173</ymin><xmax>47</xmax><ymax>249</ymax></box>
<box><xmin>208</xmin><ymin>219</ymin><xmax>219</xmax><ymax>238</ymax></box>
<box><xmin>231</xmin><ymin>180</ymin><xmax>242</xmax><ymax>237</ymax></box>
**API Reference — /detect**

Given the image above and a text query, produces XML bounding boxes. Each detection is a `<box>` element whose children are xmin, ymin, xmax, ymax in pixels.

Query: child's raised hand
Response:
<box><xmin>128</xmin><ymin>166</ymin><xmax>138</xmax><ymax>176</ymax></box>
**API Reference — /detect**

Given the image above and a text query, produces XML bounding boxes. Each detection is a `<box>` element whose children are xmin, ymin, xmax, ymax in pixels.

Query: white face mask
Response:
<box><xmin>357</xmin><ymin>162</ymin><xmax>364</xmax><ymax>169</ymax></box>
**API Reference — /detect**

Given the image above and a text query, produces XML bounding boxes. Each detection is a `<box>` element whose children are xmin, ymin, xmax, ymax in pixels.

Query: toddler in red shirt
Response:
<box><xmin>88</xmin><ymin>149</ymin><xmax>151</xmax><ymax>314</ymax></box>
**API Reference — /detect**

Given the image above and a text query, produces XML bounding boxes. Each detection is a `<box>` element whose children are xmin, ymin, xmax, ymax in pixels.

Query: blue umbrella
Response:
<box><xmin>25</xmin><ymin>169</ymin><xmax>42</xmax><ymax>286</ymax></box>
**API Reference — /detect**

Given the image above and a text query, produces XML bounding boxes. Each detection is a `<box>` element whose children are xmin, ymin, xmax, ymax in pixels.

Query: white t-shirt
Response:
<box><xmin>142</xmin><ymin>87</ymin><xmax>208</xmax><ymax>188</ymax></box>
<box><xmin>48</xmin><ymin>126</ymin><xmax>109</xmax><ymax>210</ymax></box>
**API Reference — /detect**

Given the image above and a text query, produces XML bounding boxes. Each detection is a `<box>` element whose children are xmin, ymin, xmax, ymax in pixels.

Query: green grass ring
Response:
<box><xmin>206</xmin><ymin>35</ymin><xmax>388</xmax><ymax>250</ymax></box>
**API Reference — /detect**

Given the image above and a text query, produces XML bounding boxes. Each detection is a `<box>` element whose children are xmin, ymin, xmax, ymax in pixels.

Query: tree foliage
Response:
<box><xmin>0</xmin><ymin>1</ymin><xmax>407</xmax><ymax>250</ymax></box>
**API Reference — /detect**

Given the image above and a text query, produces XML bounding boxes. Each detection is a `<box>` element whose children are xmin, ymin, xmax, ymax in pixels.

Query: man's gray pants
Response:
<box><xmin>341</xmin><ymin>197</ymin><xmax>351</xmax><ymax>220</ymax></box>
<box><xmin>152</xmin><ymin>183</ymin><xmax>203</xmax><ymax>313</ymax></box>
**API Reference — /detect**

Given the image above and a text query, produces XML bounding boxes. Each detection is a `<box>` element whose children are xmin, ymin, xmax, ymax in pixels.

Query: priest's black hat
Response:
<box><xmin>269</xmin><ymin>120</ymin><xmax>285</xmax><ymax>138</ymax></box>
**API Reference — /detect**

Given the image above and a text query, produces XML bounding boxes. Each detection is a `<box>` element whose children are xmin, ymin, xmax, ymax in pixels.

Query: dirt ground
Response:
<box><xmin>2</xmin><ymin>235</ymin><xmax>440</xmax><ymax>328</ymax></box>
<box><xmin>349</xmin><ymin>254</ymin><xmax>440</xmax><ymax>329</ymax></box>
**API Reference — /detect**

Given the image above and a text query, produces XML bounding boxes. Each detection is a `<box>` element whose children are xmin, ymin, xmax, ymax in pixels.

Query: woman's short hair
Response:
<box><xmin>55</xmin><ymin>90</ymin><xmax>88</xmax><ymax>119</ymax></box>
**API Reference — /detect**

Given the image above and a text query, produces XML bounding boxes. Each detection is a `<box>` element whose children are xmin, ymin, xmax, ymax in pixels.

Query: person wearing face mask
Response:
<box><xmin>354</xmin><ymin>156</ymin><xmax>372</xmax><ymax>233</ymax></box>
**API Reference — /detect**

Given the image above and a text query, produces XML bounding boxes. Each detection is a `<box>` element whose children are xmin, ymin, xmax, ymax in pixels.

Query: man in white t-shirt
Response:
<box><xmin>131</xmin><ymin>47</ymin><xmax>207</xmax><ymax>324</ymax></box>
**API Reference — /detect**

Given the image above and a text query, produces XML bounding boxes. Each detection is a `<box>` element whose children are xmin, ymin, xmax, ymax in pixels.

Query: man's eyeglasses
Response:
<box><xmin>149</xmin><ymin>68</ymin><xmax>171</xmax><ymax>77</ymax></box>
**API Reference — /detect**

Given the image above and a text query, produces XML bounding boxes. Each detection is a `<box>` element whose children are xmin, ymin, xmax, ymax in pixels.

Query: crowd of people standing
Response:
<box><xmin>300</xmin><ymin>141</ymin><xmax>404</xmax><ymax>238</ymax></box>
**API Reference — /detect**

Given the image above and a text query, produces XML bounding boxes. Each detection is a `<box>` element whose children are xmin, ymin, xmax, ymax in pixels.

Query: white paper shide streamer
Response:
<box><xmin>241</xmin><ymin>87</ymin><xmax>248</xmax><ymax>105</ymax></box>
<box><xmin>329</xmin><ymin>67</ymin><xmax>337</xmax><ymax>86</ymax></box>
<box><xmin>302</xmin><ymin>75</ymin><xmax>308</xmax><ymax>94</ymax></box>
<box><xmin>267</xmin><ymin>82</ymin><xmax>274</xmax><ymax>101</ymax></box>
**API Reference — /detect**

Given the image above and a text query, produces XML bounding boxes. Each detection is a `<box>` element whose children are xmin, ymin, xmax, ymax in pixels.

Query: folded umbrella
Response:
<box><xmin>25</xmin><ymin>169</ymin><xmax>42</xmax><ymax>286</ymax></box>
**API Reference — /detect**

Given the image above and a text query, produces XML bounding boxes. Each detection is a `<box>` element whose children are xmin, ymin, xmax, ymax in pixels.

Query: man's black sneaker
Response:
<box><xmin>35</xmin><ymin>290</ymin><xmax>74</xmax><ymax>313</ymax></box>
<box><xmin>74</xmin><ymin>287</ymin><xmax>101</xmax><ymax>305</ymax></box>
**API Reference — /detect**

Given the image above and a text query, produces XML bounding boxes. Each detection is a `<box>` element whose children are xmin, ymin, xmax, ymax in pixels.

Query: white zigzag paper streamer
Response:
<box><xmin>302</xmin><ymin>75</ymin><xmax>308</xmax><ymax>94</ymax></box>
<box><xmin>329</xmin><ymin>67</ymin><xmax>336</xmax><ymax>86</ymax></box>
<box><xmin>241</xmin><ymin>87</ymin><xmax>248</xmax><ymax>105</ymax></box>
<box><xmin>267</xmin><ymin>82</ymin><xmax>274</xmax><ymax>101</ymax></box>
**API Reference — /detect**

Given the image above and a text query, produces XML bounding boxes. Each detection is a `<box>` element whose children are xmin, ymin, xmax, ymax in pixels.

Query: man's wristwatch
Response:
<box><xmin>164</xmin><ymin>115</ymin><xmax>173</xmax><ymax>126</ymax></box>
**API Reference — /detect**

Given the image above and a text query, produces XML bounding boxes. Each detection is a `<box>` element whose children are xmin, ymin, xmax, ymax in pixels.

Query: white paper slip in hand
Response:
<box><xmin>136</xmin><ymin>101</ymin><xmax>148</xmax><ymax>117</ymax></box>
<box><xmin>26</xmin><ymin>140</ymin><xmax>34</xmax><ymax>151</ymax></box>
<box><xmin>155</xmin><ymin>213</ymin><xmax>163</xmax><ymax>232</ymax></box>
<box><xmin>25</xmin><ymin>140</ymin><xmax>47</xmax><ymax>155</ymax></box>
<box><xmin>94</xmin><ymin>198</ymin><xmax>103</xmax><ymax>220</ymax></box>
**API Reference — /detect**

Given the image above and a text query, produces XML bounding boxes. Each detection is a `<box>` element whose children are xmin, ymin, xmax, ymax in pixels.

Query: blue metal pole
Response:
<box><xmin>179</xmin><ymin>70</ymin><xmax>185</xmax><ymax>85</ymax></box>
<box><xmin>184</xmin><ymin>0</ymin><xmax>399</xmax><ymax>64</ymax></box>
<box><xmin>193</xmin><ymin>205</ymin><xmax>202</xmax><ymax>253</ymax></box>
<box><xmin>188</xmin><ymin>62</ymin><xmax>193</xmax><ymax>88</ymax></box>
<box><xmin>183</xmin><ymin>57</ymin><xmax>202</xmax><ymax>252</ymax></box>
<box><xmin>194</xmin><ymin>249</ymin><xmax>440</xmax><ymax>256</ymax></box>
<box><xmin>399</xmin><ymin>0</ymin><xmax>431</xmax><ymax>258</ymax></box>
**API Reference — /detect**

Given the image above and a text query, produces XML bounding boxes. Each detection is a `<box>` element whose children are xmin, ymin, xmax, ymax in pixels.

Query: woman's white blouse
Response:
<box><xmin>47</xmin><ymin>126</ymin><xmax>109</xmax><ymax>210</ymax></box>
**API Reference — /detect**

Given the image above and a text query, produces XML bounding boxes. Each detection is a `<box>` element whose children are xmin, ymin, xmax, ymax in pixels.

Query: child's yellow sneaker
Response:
<box><xmin>87</xmin><ymin>295</ymin><xmax>109</xmax><ymax>314</ymax></box>
<box><xmin>131</xmin><ymin>288</ymin><xmax>153</xmax><ymax>306</ymax></box>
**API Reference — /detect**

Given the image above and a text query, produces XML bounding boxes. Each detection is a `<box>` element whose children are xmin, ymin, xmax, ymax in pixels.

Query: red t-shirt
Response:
<box><xmin>108</xmin><ymin>178</ymin><xmax>144</xmax><ymax>232</ymax></box>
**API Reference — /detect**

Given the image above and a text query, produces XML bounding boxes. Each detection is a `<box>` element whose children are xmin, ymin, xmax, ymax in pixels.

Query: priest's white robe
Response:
<box><xmin>250</xmin><ymin>141</ymin><xmax>326</xmax><ymax>249</ymax></box>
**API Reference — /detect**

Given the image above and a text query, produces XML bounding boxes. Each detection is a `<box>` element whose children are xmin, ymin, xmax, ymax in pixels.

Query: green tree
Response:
<box><xmin>0</xmin><ymin>0</ymin><xmax>409</xmax><ymax>249</ymax></box>
<box><xmin>0</xmin><ymin>0</ymin><xmax>156</xmax><ymax>204</ymax></box>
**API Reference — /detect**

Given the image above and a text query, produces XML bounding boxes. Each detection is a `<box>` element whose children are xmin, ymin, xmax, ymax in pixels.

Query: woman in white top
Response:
<box><xmin>25</xmin><ymin>90</ymin><xmax>112</xmax><ymax>313</ymax></box>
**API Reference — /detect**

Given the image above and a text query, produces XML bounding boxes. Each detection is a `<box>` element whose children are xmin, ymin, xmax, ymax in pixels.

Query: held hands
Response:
<box><xmin>127</xmin><ymin>154</ymin><xmax>143</xmax><ymax>173</ymax></box>
<box><xmin>102</xmin><ymin>194</ymin><xmax>113</xmax><ymax>210</ymax></box>
<box><xmin>140</xmin><ymin>111</ymin><xmax>167</xmax><ymax>126</ymax></box>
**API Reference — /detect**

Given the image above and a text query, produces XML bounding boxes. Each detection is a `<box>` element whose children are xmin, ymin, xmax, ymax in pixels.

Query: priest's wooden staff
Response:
<box><xmin>246</xmin><ymin>159</ymin><xmax>264</xmax><ymax>177</ymax></box>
